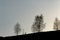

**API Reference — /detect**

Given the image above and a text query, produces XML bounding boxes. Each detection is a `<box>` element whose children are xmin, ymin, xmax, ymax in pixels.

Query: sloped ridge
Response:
<box><xmin>0</xmin><ymin>31</ymin><xmax>60</xmax><ymax>40</ymax></box>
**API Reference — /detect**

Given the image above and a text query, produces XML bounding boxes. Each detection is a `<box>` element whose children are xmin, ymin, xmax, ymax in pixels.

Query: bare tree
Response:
<box><xmin>22</xmin><ymin>29</ymin><xmax>26</xmax><ymax>35</ymax></box>
<box><xmin>22</xmin><ymin>29</ymin><xmax>24</xmax><ymax>35</ymax></box>
<box><xmin>32</xmin><ymin>14</ymin><xmax>45</xmax><ymax>33</ymax></box>
<box><xmin>53</xmin><ymin>17</ymin><xmax>58</xmax><ymax>31</ymax></box>
<box><xmin>14</xmin><ymin>22</ymin><xmax>21</xmax><ymax>35</ymax></box>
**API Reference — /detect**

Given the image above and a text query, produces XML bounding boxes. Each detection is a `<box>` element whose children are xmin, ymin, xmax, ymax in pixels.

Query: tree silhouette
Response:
<box><xmin>32</xmin><ymin>14</ymin><xmax>45</xmax><ymax>33</ymax></box>
<box><xmin>14</xmin><ymin>22</ymin><xmax>21</xmax><ymax>36</ymax></box>
<box><xmin>22</xmin><ymin>29</ymin><xmax>26</xmax><ymax>35</ymax></box>
<box><xmin>53</xmin><ymin>17</ymin><xmax>58</xmax><ymax>31</ymax></box>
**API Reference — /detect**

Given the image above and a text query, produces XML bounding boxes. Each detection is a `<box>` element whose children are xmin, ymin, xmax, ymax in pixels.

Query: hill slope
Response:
<box><xmin>0</xmin><ymin>31</ymin><xmax>60</xmax><ymax>40</ymax></box>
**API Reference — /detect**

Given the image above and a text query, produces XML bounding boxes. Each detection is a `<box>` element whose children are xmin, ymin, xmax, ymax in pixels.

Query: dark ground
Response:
<box><xmin>0</xmin><ymin>31</ymin><xmax>60</xmax><ymax>40</ymax></box>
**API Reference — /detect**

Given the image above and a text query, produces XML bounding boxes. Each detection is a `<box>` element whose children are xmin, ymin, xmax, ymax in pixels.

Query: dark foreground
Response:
<box><xmin>0</xmin><ymin>31</ymin><xmax>60</xmax><ymax>40</ymax></box>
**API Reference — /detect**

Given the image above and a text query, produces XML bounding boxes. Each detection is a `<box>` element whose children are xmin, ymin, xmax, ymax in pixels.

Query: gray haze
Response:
<box><xmin>0</xmin><ymin>0</ymin><xmax>60</xmax><ymax>36</ymax></box>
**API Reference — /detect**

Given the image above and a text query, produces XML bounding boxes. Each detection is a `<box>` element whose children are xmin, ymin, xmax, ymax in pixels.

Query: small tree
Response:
<box><xmin>22</xmin><ymin>29</ymin><xmax>26</xmax><ymax>35</ymax></box>
<box><xmin>32</xmin><ymin>14</ymin><xmax>45</xmax><ymax>33</ymax></box>
<box><xmin>22</xmin><ymin>29</ymin><xmax>24</xmax><ymax>35</ymax></box>
<box><xmin>14</xmin><ymin>22</ymin><xmax>21</xmax><ymax>35</ymax></box>
<box><xmin>53</xmin><ymin>17</ymin><xmax>58</xmax><ymax>31</ymax></box>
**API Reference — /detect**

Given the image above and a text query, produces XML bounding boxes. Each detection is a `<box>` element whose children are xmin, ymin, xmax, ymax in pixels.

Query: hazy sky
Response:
<box><xmin>0</xmin><ymin>0</ymin><xmax>60</xmax><ymax>36</ymax></box>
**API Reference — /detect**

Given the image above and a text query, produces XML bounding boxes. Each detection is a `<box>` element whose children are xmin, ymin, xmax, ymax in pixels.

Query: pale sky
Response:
<box><xmin>0</xmin><ymin>0</ymin><xmax>60</xmax><ymax>37</ymax></box>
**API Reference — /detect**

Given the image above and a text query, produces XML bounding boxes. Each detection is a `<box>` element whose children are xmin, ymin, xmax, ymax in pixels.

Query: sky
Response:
<box><xmin>0</xmin><ymin>0</ymin><xmax>60</xmax><ymax>37</ymax></box>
